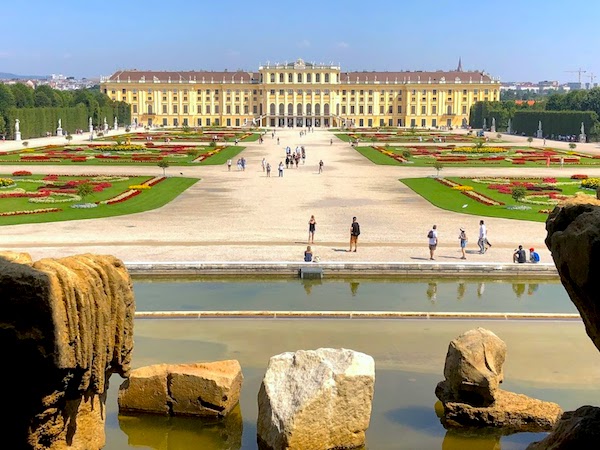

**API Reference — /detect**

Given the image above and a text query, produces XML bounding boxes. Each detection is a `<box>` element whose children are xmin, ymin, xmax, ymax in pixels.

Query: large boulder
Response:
<box><xmin>435</xmin><ymin>328</ymin><xmax>506</xmax><ymax>407</ymax></box>
<box><xmin>546</xmin><ymin>204</ymin><xmax>600</xmax><ymax>354</ymax></box>
<box><xmin>436</xmin><ymin>328</ymin><xmax>561</xmax><ymax>433</ymax></box>
<box><xmin>0</xmin><ymin>253</ymin><xmax>135</xmax><ymax>449</ymax></box>
<box><xmin>527</xmin><ymin>405</ymin><xmax>600</xmax><ymax>449</ymax></box>
<box><xmin>257</xmin><ymin>348</ymin><xmax>375</xmax><ymax>450</ymax></box>
<box><xmin>119</xmin><ymin>360</ymin><xmax>243</xmax><ymax>417</ymax></box>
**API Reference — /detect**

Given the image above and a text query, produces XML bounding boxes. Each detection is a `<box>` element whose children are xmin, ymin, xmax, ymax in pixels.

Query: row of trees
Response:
<box><xmin>470</xmin><ymin>88</ymin><xmax>600</xmax><ymax>141</ymax></box>
<box><xmin>0</xmin><ymin>83</ymin><xmax>130</xmax><ymax>139</ymax></box>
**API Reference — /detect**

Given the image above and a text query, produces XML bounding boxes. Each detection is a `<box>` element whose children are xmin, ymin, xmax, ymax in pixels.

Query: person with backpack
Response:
<box><xmin>349</xmin><ymin>217</ymin><xmax>360</xmax><ymax>252</ymax></box>
<box><xmin>458</xmin><ymin>227</ymin><xmax>467</xmax><ymax>259</ymax></box>
<box><xmin>529</xmin><ymin>247</ymin><xmax>540</xmax><ymax>263</ymax></box>
<box><xmin>428</xmin><ymin>225</ymin><xmax>438</xmax><ymax>260</ymax></box>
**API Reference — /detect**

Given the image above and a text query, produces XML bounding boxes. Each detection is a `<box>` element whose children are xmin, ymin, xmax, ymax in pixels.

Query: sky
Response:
<box><xmin>1</xmin><ymin>0</ymin><xmax>599</xmax><ymax>84</ymax></box>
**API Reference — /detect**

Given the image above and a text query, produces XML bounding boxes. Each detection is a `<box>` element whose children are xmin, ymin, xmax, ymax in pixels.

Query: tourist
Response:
<box><xmin>295</xmin><ymin>154</ymin><xmax>300</xmax><ymax>168</ymax></box>
<box><xmin>513</xmin><ymin>245</ymin><xmax>527</xmax><ymax>263</ymax></box>
<box><xmin>529</xmin><ymin>247</ymin><xmax>540</xmax><ymax>263</ymax></box>
<box><xmin>262</xmin><ymin>158</ymin><xmax>266</xmax><ymax>172</ymax></box>
<box><xmin>308</xmin><ymin>215</ymin><xmax>316</xmax><ymax>243</ymax></box>
<box><xmin>478</xmin><ymin>220</ymin><xmax>492</xmax><ymax>254</ymax></box>
<box><xmin>330</xmin><ymin>138</ymin><xmax>333</xmax><ymax>145</ymax></box>
<box><xmin>318</xmin><ymin>160</ymin><xmax>324</xmax><ymax>174</ymax></box>
<box><xmin>278</xmin><ymin>161</ymin><xmax>284</xmax><ymax>177</ymax></box>
<box><xmin>349</xmin><ymin>217</ymin><xmax>360</xmax><ymax>252</ymax></box>
<box><xmin>227</xmin><ymin>159</ymin><xmax>232</xmax><ymax>171</ymax></box>
<box><xmin>285</xmin><ymin>156</ymin><xmax>290</xmax><ymax>169</ymax></box>
<box><xmin>236</xmin><ymin>159</ymin><xmax>242</xmax><ymax>171</ymax></box>
<box><xmin>266</xmin><ymin>162</ymin><xmax>271</xmax><ymax>177</ymax></box>
<box><xmin>304</xmin><ymin>245</ymin><xmax>313</xmax><ymax>262</ymax></box>
<box><xmin>428</xmin><ymin>225</ymin><xmax>438</xmax><ymax>260</ymax></box>
<box><xmin>241</xmin><ymin>157</ymin><xmax>246</xmax><ymax>171</ymax></box>
<box><xmin>458</xmin><ymin>227</ymin><xmax>467</xmax><ymax>259</ymax></box>
<box><xmin>277</xmin><ymin>137</ymin><xmax>280</xmax><ymax>145</ymax></box>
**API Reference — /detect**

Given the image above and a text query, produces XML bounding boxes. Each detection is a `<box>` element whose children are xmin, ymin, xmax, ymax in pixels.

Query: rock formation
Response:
<box><xmin>257</xmin><ymin>348</ymin><xmax>375</xmax><ymax>450</ymax></box>
<box><xmin>118</xmin><ymin>360</ymin><xmax>243</xmax><ymax>417</ymax></box>
<box><xmin>436</xmin><ymin>328</ymin><xmax>561</xmax><ymax>432</ymax></box>
<box><xmin>525</xmin><ymin>203</ymin><xmax>600</xmax><ymax>448</ymax></box>
<box><xmin>0</xmin><ymin>253</ymin><xmax>135</xmax><ymax>450</ymax></box>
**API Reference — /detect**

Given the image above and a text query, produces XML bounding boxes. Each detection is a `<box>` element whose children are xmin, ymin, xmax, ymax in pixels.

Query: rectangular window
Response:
<box><xmin>162</xmin><ymin>105</ymin><xmax>167</xmax><ymax>114</ymax></box>
<box><xmin>206</xmin><ymin>105</ymin><xmax>211</xmax><ymax>114</ymax></box>
<box><xmin>162</xmin><ymin>118</ymin><xmax>168</xmax><ymax>126</ymax></box>
<box><xmin>380</xmin><ymin>119</ymin><xmax>385</xmax><ymax>126</ymax></box>
<box><xmin>215</xmin><ymin>105</ymin><xmax>219</xmax><ymax>114</ymax></box>
<box><xmin>253</xmin><ymin>105</ymin><xmax>257</xmax><ymax>114</ymax></box>
<box><xmin>244</xmin><ymin>105</ymin><xmax>249</xmax><ymax>114</ymax></box>
<box><xmin>410</xmin><ymin>118</ymin><xmax>416</xmax><ymax>127</ymax></box>
<box><xmin>206</xmin><ymin>118</ymin><xmax>211</xmax><ymax>126</ymax></box>
<box><xmin>462</xmin><ymin>105</ymin><xmax>467</xmax><ymax>114</ymax></box>
<box><xmin>350</xmin><ymin>105</ymin><xmax>355</xmax><ymax>114</ymax></box>
<box><xmin>226</xmin><ymin>105</ymin><xmax>231</xmax><ymax>114</ymax></box>
<box><xmin>463</xmin><ymin>89</ymin><xmax>468</xmax><ymax>95</ymax></box>
<box><xmin>433</xmin><ymin>90</ymin><xmax>437</xmax><ymax>95</ymax></box>
<box><xmin>235</xmin><ymin>118</ymin><xmax>240</xmax><ymax>126</ymax></box>
<box><xmin>173</xmin><ymin>105</ymin><xmax>178</xmax><ymax>114</ymax></box>
<box><xmin>388</xmin><ymin>106</ymin><xmax>392</xmax><ymax>113</ymax></box>
<box><xmin>421</xmin><ymin>119</ymin><xmax>426</xmax><ymax>127</ymax></box>
<box><xmin>367</xmin><ymin>118</ymin><xmax>372</xmax><ymax>127</ymax></box>
<box><xmin>215</xmin><ymin>118</ymin><xmax>219</xmax><ymax>125</ymax></box>
<box><xmin>270</xmin><ymin>89</ymin><xmax>275</xmax><ymax>94</ymax></box>
<box><xmin>133</xmin><ymin>105</ymin><xmax>138</xmax><ymax>113</ymax></box>
<box><xmin>432</xmin><ymin>119</ymin><xmax>437</xmax><ymax>127</ymax></box>
<box><xmin>432</xmin><ymin>105</ymin><xmax>437</xmax><ymax>114</ymax></box>
<box><xmin>227</xmin><ymin>118</ymin><xmax>231</xmax><ymax>126</ymax></box>
<box><xmin>368</xmin><ymin>90</ymin><xmax>373</xmax><ymax>95</ymax></box>
<box><xmin>380</xmin><ymin>105</ymin><xmax>384</xmax><ymax>114</ymax></box>
<box><xmin>173</xmin><ymin>118</ymin><xmax>178</xmax><ymax>126</ymax></box>
<box><xmin>421</xmin><ymin>105</ymin><xmax>426</xmax><ymax>114</ymax></box>
<box><xmin>359</xmin><ymin>118</ymin><xmax>364</xmax><ymax>126</ymax></box>
<box><xmin>235</xmin><ymin>105</ymin><xmax>240</xmax><ymax>114</ymax></box>
<box><xmin>411</xmin><ymin>105</ymin><xmax>416</xmax><ymax>115</ymax></box>
<box><xmin>359</xmin><ymin>106</ymin><xmax>364</xmax><ymax>114</ymax></box>
<box><xmin>183</xmin><ymin>118</ymin><xmax>188</xmax><ymax>126</ymax></box>
<box><xmin>368</xmin><ymin>106</ymin><xmax>372</xmax><ymax>114</ymax></box>
<box><xmin>342</xmin><ymin>105</ymin><xmax>346</xmax><ymax>114</ymax></box>
<box><xmin>183</xmin><ymin>105</ymin><xmax>188</xmax><ymax>114</ymax></box>
<box><xmin>397</xmin><ymin>105</ymin><xmax>402</xmax><ymax>114</ymax></box>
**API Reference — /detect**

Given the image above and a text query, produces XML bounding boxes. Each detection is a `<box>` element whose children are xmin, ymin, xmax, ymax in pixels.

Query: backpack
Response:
<box><xmin>427</xmin><ymin>230</ymin><xmax>434</xmax><ymax>239</ymax></box>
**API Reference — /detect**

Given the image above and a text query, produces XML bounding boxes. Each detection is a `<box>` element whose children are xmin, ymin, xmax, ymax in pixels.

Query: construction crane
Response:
<box><xmin>589</xmin><ymin>72</ymin><xmax>597</xmax><ymax>87</ymax></box>
<box><xmin>566</xmin><ymin>68</ymin><xmax>587</xmax><ymax>84</ymax></box>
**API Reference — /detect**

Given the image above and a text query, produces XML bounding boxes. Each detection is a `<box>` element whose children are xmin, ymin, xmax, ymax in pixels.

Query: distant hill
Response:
<box><xmin>0</xmin><ymin>72</ymin><xmax>48</xmax><ymax>80</ymax></box>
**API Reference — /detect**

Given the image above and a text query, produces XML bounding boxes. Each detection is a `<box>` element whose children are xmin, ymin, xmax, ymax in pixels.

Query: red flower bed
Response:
<box><xmin>12</xmin><ymin>171</ymin><xmax>32</xmax><ymax>176</ymax></box>
<box><xmin>571</xmin><ymin>174</ymin><xmax>588</xmax><ymax>179</ymax></box>
<box><xmin>102</xmin><ymin>189</ymin><xmax>141</xmax><ymax>205</ymax></box>
<box><xmin>0</xmin><ymin>192</ymin><xmax>48</xmax><ymax>199</ymax></box>
<box><xmin>21</xmin><ymin>156</ymin><xmax>51</xmax><ymax>161</ymax></box>
<box><xmin>542</xmin><ymin>177</ymin><xmax>557</xmax><ymax>183</ymax></box>
<box><xmin>95</xmin><ymin>154</ymin><xmax>121</xmax><ymax>160</ymax></box>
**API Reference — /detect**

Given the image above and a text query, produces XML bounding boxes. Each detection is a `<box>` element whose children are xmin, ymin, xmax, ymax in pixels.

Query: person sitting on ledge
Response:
<box><xmin>529</xmin><ymin>247</ymin><xmax>540</xmax><ymax>263</ymax></box>
<box><xmin>304</xmin><ymin>245</ymin><xmax>313</xmax><ymax>262</ymax></box>
<box><xmin>513</xmin><ymin>245</ymin><xmax>527</xmax><ymax>264</ymax></box>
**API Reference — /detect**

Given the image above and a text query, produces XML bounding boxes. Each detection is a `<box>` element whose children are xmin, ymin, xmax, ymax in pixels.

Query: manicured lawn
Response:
<box><xmin>0</xmin><ymin>175</ymin><xmax>198</xmax><ymax>225</ymax></box>
<box><xmin>198</xmin><ymin>146</ymin><xmax>244</xmax><ymax>165</ymax></box>
<box><xmin>355</xmin><ymin>146</ymin><xmax>402</xmax><ymax>165</ymax></box>
<box><xmin>400</xmin><ymin>176</ymin><xmax>590</xmax><ymax>222</ymax></box>
<box><xmin>334</xmin><ymin>133</ymin><xmax>353</xmax><ymax>142</ymax></box>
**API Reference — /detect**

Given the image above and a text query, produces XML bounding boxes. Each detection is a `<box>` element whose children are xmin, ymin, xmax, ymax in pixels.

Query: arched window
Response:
<box><xmin>270</xmin><ymin>103</ymin><xmax>276</xmax><ymax>115</ymax></box>
<box><xmin>315</xmin><ymin>73</ymin><xmax>321</xmax><ymax>83</ymax></box>
<box><xmin>288</xmin><ymin>103</ymin><xmax>293</xmax><ymax>115</ymax></box>
<box><xmin>288</xmin><ymin>73</ymin><xmax>293</xmax><ymax>83</ymax></box>
<box><xmin>279</xmin><ymin>103</ymin><xmax>285</xmax><ymax>115</ymax></box>
<box><xmin>324</xmin><ymin>103</ymin><xmax>330</xmax><ymax>115</ymax></box>
<box><xmin>306</xmin><ymin>104</ymin><xmax>312</xmax><ymax>115</ymax></box>
<box><xmin>315</xmin><ymin>103</ymin><xmax>321</xmax><ymax>115</ymax></box>
<box><xmin>297</xmin><ymin>103</ymin><xmax>303</xmax><ymax>116</ymax></box>
<box><xmin>324</xmin><ymin>74</ymin><xmax>330</xmax><ymax>83</ymax></box>
<box><xmin>307</xmin><ymin>73</ymin><xmax>312</xmax><ymax>83</ymax></box>
<box><xmin>279</xmin><ymin>73</ymin><xmax>284</xmax><ymax>83</ymax></box>
<box><xmin>298</xmin><ymin>73</ymin><xmax>303</xmax><ymax>83</ymax></box>
<box><xmin>270</xmin><ymin>73</ymin><xmax>275</xmax><ymax>83</ymax></box>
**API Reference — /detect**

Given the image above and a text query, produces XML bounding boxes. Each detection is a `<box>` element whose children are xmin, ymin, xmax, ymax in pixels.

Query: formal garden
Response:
<box><xmin>0</xmin><ymin>143</ymin><xmax>244</xmax><ymax>166</ymax></box>
<box><xmin>355</xmin><ymin>143</ymin><xmax>599</xmax><ymax>168</ymax></box>
<box><xmin>401</xmin><ymin>175</ymin><xmax>597</xmax><ymax>222</ymax></box>
<box><xmin>334</xmin><ymin>130</ymin><xmax>500</xmax><ymax>143</ymax></box>
<box><xmin>0</xmin><ymin>172</ymin><xmax>198</xmax><ymax>225</ymax></box>
<box><xmin>96</xmin><ymin>130</ymin><xmax>260</xmax><ymax>142</ymax></box>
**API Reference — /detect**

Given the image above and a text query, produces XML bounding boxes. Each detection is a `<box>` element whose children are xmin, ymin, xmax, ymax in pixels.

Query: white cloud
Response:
<box><xmin>298</xmin><ymin>39</ymin><xmax>311</xmax><ymax>48</ymax></box>
<box><xmin>336</xmin><ymin>42</ymin><xmax>349</xmax><ymax>49</ymax></box>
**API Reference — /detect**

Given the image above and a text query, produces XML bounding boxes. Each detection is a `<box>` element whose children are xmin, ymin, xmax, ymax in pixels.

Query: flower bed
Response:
<box><xmin>29</xmin><ymin>193</ymin><xmax>81</xmax><ymax>204</ymax></box>
<box><xmin>99</xmin><ymin>189</ymin><xmax>141</xmax><ymax>205</ymax></box>
<box><xmin>0</xmin><ymin>207</ymin><xmax>61</xmax><ymax>217</ymax></box>
<box><xmin>581</xmin><ymin>178</ymin><xmax>600</xmax><ymax>190</ymax></box>
<box><xmin>571</xmin><ymin>174</ymin><xmax>588</xmax><ymax>180</ymax></box>
<box><xmin>12</xmin><ymin>171</ymin><xmax>32</xmax><ymax>176</ymax></box>
<box><xmin>461</xmin><ymin>190</ymin><xmax>505</xmax><ymax>206</ymax></box>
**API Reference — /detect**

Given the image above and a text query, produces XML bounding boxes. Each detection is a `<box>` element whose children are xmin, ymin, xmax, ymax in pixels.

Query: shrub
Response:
<box><xmin>209</xmin><ymin>141</ymin><xmax>217</xmax><ymax>147</ymax></box>
<box><xmin>581</xmin><ymin>178</ymin><xmax>600</xmax><ymax>190</ymax></box>
<box><xmin>402</xmin><ymin>150</ymin><xmax>411</xmax><ymax>158</ymax></box>
<box><xmin>571</xmin><ymin>174</ymin><xmax>588</xmax><ymax>180</ymax></box>
<box><xmin>511</xmin><ymin>186</ymin><xmax>527</xmax><ymax>202</ymax></box>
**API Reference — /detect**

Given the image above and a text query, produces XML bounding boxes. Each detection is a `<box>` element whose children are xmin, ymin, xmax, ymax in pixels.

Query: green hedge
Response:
<box><xmin>512</xmin><ymin>110</ymin><xmax>598</xmax><ymax>139</ymax></box>
<box><xmin>6</xmin><ymin>105</ymin><xmax>128</xmax><ymax>139</ymax></box>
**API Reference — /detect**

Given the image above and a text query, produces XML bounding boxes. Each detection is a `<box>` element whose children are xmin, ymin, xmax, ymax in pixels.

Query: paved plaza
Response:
<box><xmin>2</xmin><ymin>129</ymin><xmax>600</xmax><ymax>264</ymax></box>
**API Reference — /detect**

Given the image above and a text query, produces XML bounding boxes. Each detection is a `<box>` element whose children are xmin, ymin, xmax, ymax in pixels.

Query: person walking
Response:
<box><xmin>266</xmin><ymin>162</ymin><xmax>271</xmax><ymax>177</ymax></box>
<box><xmin>308</xmin><ymin>215</ymin><xmax>316</xmax><ymax>243</ymax></box>
<box><xmin>277</xmin><ymin>137</ymin><xmax>280</xmax><ymax>145</ymax></box>
<box><xmin>261</xmin><ymin>158</ymin><xmax>266</xmax><ymax>172</ymax></box>
<box><xmin>478</xmin><ymin>220</ymin><xmax>491</xmax><ymax>254</ymax></box>
<box><xmin>428</xmin><ymin>225</ymin><xmax>438</xmax><ymax>260</ymax></box>
<box><xmin>458</xmin><ymin>227</ymin><xmax>467</xmax><ymax>259</ymax></box>
<box><xmin>330</xmin><ymin>138</ymin><xmax>333</xmax><ymax>145</ymax></box>
<box><xmin>318</xmin><ymin>159</ymin><xmax>324</xmax><ymax>174</ymax></box>
<box><xmin>278</xmin><ymin>161</ymin><xmax>284</xmax><ymax>177</ymax></box>
<box><xmin>349</xmin><ymin>217</ymin><xmax>360</xmax><ymax>252</ymax></box>
<box><xmin>227</xmin><ymin>159</ymin><xmax>232</xmax><ymax>172</ymax></box>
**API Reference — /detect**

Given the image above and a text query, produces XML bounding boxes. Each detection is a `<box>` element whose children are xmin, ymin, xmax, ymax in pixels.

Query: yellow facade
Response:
<box><xmin>101</xmin><ymin>59</ymin><xmax>499</xmax><ymax>129</ymax></box>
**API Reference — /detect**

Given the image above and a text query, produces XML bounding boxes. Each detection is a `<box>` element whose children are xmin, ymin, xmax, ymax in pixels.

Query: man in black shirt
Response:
<box><xmin>349</xmin><ymin>217</ymin><xmax>360</xmax><ymax>252</ymax></box>
<box><xmin>513</xmin><ymin>245</ymin><xmax>526</xmax><ymax>263</ymax></box>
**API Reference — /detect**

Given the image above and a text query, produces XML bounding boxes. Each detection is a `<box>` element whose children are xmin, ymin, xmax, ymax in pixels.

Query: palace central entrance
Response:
<box><xmin>271</xmin><ymin>116</ymin><xmax>329</xmax><ymax>128</ymax></box>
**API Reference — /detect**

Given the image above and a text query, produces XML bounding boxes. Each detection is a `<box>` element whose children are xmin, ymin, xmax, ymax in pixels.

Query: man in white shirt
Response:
<box><xmin>428</xmin><ymin>225</ymin><xmax>438</xmax><ymax>260</ymax></box>
<box><xmin>478</xmin><ymin>220</ymin><xmax>492</xmax><ymax>254</ymax></box>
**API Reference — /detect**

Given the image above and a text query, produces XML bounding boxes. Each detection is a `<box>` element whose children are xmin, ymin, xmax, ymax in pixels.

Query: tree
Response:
<box><xmin>77</xmin><ymin>182</ymin><xmax>94</xmax><ymax>204</ymax></box>
<box><xmin>511</xmin><ymin>186</ymin><xmax>526</xmax><ymax>202</ymax></box>
<box><xmin>35</xmin><ymin>85</ymin><xmax>60</xmax><ymax>107</ymax></box>
<box><xmin>527</xmin><ymin>136</ymin><xmax>533</xmax><ymax>146</ymax></box>
<box><xmin>157</xmin><ymin>160</ymin><xmax>170</xmax><ymax>176</ymax></box>
<box><xmin>65</xmin><ymin>134</ymin><xmax>73</xmax><ymax>143</ymax></box>
<box><xmin>10</xmin><ymin>84</ymin><xmax>34</xmax><ymax>108</ymax></box>
<box><xmin>33</xmin><ymin>90</ymin><xmax>52</xmax><ymax>107</ymax></box>
<box><xmin>433</xmin><ymin>161</ymin><xmax>443</xmax><ymax>177</ymax></box>
<box><xmin>0</xmin><ymin>84</ymin><xmax>16</xmax><ymax>114</ymax></box>
<box><xmin>569</xmin><ymin>143</ymin><xmax>577</xmax><ymax>150</ymax></box>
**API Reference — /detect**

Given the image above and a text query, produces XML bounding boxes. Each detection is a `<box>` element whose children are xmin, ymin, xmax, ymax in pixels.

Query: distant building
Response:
<box><xmin>100</xmin><ymin>58</ymin><xmax>500</xmax><ymax>128</ymax></box>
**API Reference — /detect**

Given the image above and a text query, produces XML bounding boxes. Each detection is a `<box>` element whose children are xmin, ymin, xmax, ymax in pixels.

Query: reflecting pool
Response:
<box><xmin>132</xmin><ymin>278</ymin><xmax>575</xmax><ymax>314</ymax></box>
<box><xmin>105</xmin><ymin>318</ymin><xmax>600</xmax><ymax>450</ymax></box>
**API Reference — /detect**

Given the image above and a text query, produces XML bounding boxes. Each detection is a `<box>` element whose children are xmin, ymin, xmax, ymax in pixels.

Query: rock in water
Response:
<box><xmin>436</xmin><ymin>328</ymin><xmax>506</xmax><ymax>407</ymax></box>
<box><xmin>257</xmin><ymin>348</ymin><xmax>375</xmax><ymax>450</ymax></box>
<box><xmin>436</xmin><ymin>328</ymin><xmax>561</xmax><ymax>432</ymax></box>
<box><xmin>546</xmin><ymin>204</ymin><xmax>600</xmax><ymax>353</ymax></box>
<box><xmin>118</xmin><ymin>360</ymin><xmax>243</xmax><ymax>417</ymax></box>
<box><xmin>0</xmin><ymin>253</ymin><xmax>135</xmax><ymax>449</ymax></box>
<box><xmin>527</xmin><ymin>405</ymin><xmax>600</xmax><ymax>449</ymax></box>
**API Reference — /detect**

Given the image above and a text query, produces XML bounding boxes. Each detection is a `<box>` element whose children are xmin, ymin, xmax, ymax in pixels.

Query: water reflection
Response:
<box><xmin>427</xmin><ymin>282</ymin><xmax>438</xmax><ymax>303</ymax></box>
<box><xmin>457</xmin><ymin>282</ymin><xmax>466</xmax><ymax>301</ymax></box>
<box><xmin>350</xmin><ymin>282</ymin><xmax>360</xmax><ymax>297</ymax></box>
<box><xmin>302</xmin><ymin>279</ymin><xmax>323</xmax><ymax>296</ymax></box>
<box><xmin>477</xmin><ymin>282</ymin><xmax>485</xmax><ymax>297</ymax></box>
<box><xmin>118</xmin><ymin>404</ymin><xmax>243</xmax><ymax>449</ymax></box>
<box><xmin>442</xmin><ymin>429</ymin><xmax>501</xmax><ymax>450</ymax></box>
<box><xmin>513</xmin><ymin>283</ymin><xmax>526</xmax><ymax>298</ymax></box>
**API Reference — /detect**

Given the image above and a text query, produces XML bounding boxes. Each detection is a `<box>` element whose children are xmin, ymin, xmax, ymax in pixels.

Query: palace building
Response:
<box><xmin>100</xmin><ymin>58</ymin><xmax>499</xmax><ymax>129</ymax></box>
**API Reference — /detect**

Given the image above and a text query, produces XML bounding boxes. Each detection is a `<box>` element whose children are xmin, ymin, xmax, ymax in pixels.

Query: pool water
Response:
<box><xmin>132</xmin><ymin>278</ymin><xmax>576</xmax><ymax>314</ymax></box>
<box><xmin>104</xmin><ymin>317</ymin><xmax>600</xmax><ymax>450</ymax></box>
